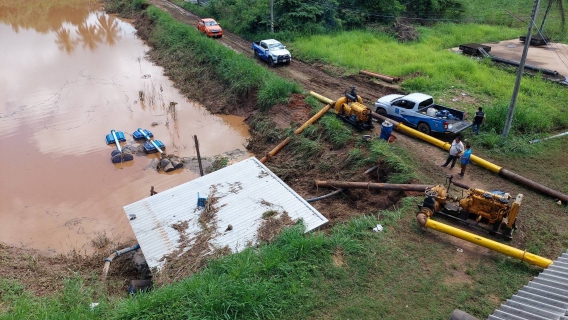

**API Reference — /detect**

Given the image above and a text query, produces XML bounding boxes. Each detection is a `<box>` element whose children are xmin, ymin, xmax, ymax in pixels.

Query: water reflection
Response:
<box><xmin>0</xmin><ymin>1</ymin><xmax>121</xmax><ymax>52</ymax></box>
<box><xmin>55</xmin><ymin>28</ymin><xmax>77</xmax><ymax>53</ymax></box>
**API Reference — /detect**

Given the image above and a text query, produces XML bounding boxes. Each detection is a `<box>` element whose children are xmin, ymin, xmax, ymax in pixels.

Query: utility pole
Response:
<box><xmin>270</xmin><ymin>0</ymin><xmax>274</xmax><ymax>33</ymax></box>
<box><xmin>502</xmin><ymin>0</ymin><xmax>541</xmax><ymax>138</ymax></box>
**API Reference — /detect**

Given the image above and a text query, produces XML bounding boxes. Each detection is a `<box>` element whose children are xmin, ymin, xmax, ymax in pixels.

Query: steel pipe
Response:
<box><xmin>315</xmin><ymin>180</ymin><xmax>433</xmax><ymax>191</ymax></box>
<box><xmin>359</xmin><ymin>70</ymin><xmax>401</xmax><ymax>83</ymax></box>
<box><xmin>416</xmin><ymin>214</ymin><xmax>552</xmax><ymax>268</ymax></box>
<box><xmin>260</xmin><ymin>93</ymin><xmax>334</xmax><ymax>163</ymax></box>
<box><xmin>310</xmin><ymin>92</ymin><xmax>568</xmax><ymax>204</ymax></box>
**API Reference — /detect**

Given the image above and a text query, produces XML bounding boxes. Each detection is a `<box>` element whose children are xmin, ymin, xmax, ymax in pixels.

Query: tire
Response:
<box><xmin>376</xmin><ymin>108</ymin><xmax>387</xmax><ymax>117</ymax></box>
<box><xmin>417</xmin><ymin>122</ymin><xmax>431</xmax><ymax>135</ymax></box>
<box><xmin>254</xmin><ymin>50</ymin><xmax>259</xmax><ymax>59</ymax></box>
<box><xmin>268</xmin><ymin>57</ymin><xmax>275</xmax><ymax>67</ymax></box>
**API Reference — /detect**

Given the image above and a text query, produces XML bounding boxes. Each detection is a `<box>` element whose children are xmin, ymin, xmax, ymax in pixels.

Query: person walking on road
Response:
<box><xmin>472</xmin><ymin>107</ymin><xmax>486</xmax><ymax>135</ymax></box>
<box><xmin>441</xmin><ymin>135</ymin><xmax>464</xmax><ymax>169</ymax></box>
<box><xmin>459</xmin><ymin>142</ymin><xmax>472</xmax><ymax>179</ymax></box>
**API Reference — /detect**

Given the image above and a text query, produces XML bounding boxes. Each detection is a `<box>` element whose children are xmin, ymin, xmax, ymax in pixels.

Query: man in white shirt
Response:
<box><xmin>441</xmin><ymin>135</ymin><xmax>464</xmax><ymax>169</ymax></box>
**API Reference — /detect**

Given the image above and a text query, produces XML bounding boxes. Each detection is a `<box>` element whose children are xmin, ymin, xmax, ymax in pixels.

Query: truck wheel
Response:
<box><xmin>268</xmin><ymin>57</ymin><xmax>275</xmax><ymax>67</ymax></box>
<box><xmin>376</xmin><ymin>108</ymin><xmax>387</xmax><ymax>117</ymax></box>
<box><xmin>254</xmin><ymin>50</ymin><xmax>259</xmax><ymax>59</ymax></box>
<box><xmin>417</xmin><ymin>123</ymin><xmax>431</xmax><ymax>134</ymax></box>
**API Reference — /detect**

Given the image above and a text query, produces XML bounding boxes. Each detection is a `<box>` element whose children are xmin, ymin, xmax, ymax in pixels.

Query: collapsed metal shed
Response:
<box><xmin>123</xmin><ymin>157</ymin><xmax>328</xmax><ymax>271</ymax></box>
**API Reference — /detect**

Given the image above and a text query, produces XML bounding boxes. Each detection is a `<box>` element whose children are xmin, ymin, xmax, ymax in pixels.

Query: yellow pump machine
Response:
<box><xmin>334</xmin><ymin>86</ymin><xmax>374</xmax><ymax>130</ymax></box>
<box><xmin>418</xmin><ymin>175</ymin><xmax>522</xmax><ymax>240</ymax></box>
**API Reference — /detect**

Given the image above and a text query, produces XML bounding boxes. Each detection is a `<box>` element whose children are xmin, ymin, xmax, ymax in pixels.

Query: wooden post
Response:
<box><xmin>194</xmin><ymin>135</ymin><xmax>204</xmax><ymax>176</ymax></box>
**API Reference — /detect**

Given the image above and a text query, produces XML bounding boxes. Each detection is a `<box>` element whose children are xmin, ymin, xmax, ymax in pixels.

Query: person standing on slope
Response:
<box><xmin>472</xmin><ymin>107</ymin><xmax>486</xmax><ymax>135</ymax></box>
<box><xmin>459</xmin><ymin>142</ymin><xmax>472</xmax><ymax>179</ymax></box>
<box><xmin>441</xmin><ymin>135</ymin><xmax>464</xmax><ymax>169</ymax></box>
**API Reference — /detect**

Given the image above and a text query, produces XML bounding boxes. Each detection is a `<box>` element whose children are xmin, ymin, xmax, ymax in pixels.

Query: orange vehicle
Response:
<box><xmin>196</xmin><ymin>18</ymin><xmax>223</xmax><ymax>38</ymax></box>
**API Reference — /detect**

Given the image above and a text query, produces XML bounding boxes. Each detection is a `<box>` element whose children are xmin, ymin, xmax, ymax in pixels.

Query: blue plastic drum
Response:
<box><xmin>379</xmin><ymin>121</ymin><xmax>393</xmax><ymax>141</ymax></box>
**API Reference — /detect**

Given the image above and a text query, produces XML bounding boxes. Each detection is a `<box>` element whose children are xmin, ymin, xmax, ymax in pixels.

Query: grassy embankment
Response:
<box><xmin>2</xmin><ymin>1</ymin><xmax>567</xmax><ymax>320</ymax></box>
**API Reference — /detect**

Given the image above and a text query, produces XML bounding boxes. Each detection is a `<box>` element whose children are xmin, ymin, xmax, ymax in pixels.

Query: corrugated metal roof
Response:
<box><xmin>124</xmin><ymin>157</ymin><xmax>328</xmax><ymax>271</ymax></box>
<box><xmin>488</xmin><ymin>249</ymin><xmax>568</xmax><ymax>320</ymax></box>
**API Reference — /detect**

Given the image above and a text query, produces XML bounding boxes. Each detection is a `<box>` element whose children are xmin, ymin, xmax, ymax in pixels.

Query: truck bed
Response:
<box><xmin>417</xmin><ymin>104</ymin><xmax>470</xmax><ymax>134</ymax></box>
<box><xmin>417</xmin><ymin>104</ymin><xmax>466</xmax><ymax>121</ymax></box>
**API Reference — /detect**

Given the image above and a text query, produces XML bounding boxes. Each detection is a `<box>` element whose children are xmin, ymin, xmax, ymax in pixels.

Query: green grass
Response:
<box><xmin>355</xmin><ymin>139</ymin><xmax>417</xmax><ymax>184</ymax></box>
<box><xmin>291</xmin><ymin>27</ymin><xmax>568</xmax><ymax>136</ymax></box>
<box><xmin>1</xmin><ymin>198</ymin><xmax>542</xmax><ymax>319</ymax></box>
<box><xmin>318</xmin><ymin>115</ymin><xmax>353</xmax><ymax>149</ymax></box>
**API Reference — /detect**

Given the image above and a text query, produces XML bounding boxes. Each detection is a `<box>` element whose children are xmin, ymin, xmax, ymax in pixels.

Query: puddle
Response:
<box><xmin>0</xmin><ymin>1</ymin><xmax>250</xmax><ymax>254</ymax></box>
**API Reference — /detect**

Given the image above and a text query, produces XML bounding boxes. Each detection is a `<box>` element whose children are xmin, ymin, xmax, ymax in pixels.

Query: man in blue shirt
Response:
<box><xmin>459</xmin><ymin>142</ymin><xmax>472</xmax><ymax>179</ymax></box>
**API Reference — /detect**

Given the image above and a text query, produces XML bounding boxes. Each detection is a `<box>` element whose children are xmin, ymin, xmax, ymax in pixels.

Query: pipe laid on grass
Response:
<box><xmin>102</xmin><ymin>244</ymin><xmax>140</xmax><ymax>279</ymax></box>
<box><xmin>529</xmin><ymin>131</ymin><xmax>568</xmax><ymax>144</ymax></box>
<box><xmin>359</xmin><ymin>70</ymin><xmax>401</xmax><ymax>83</ymax></box>
<box><xmin>416</xmin><ymin>214</ymin><xmax>552</xmax><ymax>268</ymax></box>
<box><xmin>260</xmin><ymin>93</ymin><xmax>334</xmax><ymax>163</ymax></box>
<box><xmin>315</xmin><ymin>180</ymin><xmax>433</xmax><ymax>192</ymax></box>
<box><xmin>308</xmin><ymin>92</ymin><xmax>568</xmax><ymax>204</ymax></box>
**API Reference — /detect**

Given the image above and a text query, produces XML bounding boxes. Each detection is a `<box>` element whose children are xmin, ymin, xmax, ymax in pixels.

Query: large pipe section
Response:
<box><xmin>260</xmin><ymin>92</ymin><xmax>333</xmax><ymax>163</ymax></box>
<box><xmin>102</xmin><ymin>244</ymin><xmax>140</xmax><ymax>279</ymax></box>
<box><xmin>416</xmin><ymin>214</ymin><xmax>552</xmax><ymax>268</ymax></box>
<box><xmin>359</xmin><ymin>70</ymin><xmax>401</xmax><ymax>83</ymax></box>
<box><xmin>490</xmin><ymin>56</ymin><xmax>558</xmax><ymax>76</ymax></box>
<box><xmin>315</xmin><ymin>180</ymin><xmax>433</xmax><ymax>192</ymax></box>
<box><xmin>308</xmin><ymin>92</ymin><xmax>568</xmax><ymax>204</ymax></box>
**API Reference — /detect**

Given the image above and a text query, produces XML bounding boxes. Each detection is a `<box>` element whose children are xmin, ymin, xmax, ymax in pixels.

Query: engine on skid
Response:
<box><xmin>334</xmin><ymin>86</ymin><xmax>374</xmax><ymax>131</ymax></box>
<box><xmin>418</xmin><ymin>175</ymin><xmax>522</xmax><ymax>240</ymax></box>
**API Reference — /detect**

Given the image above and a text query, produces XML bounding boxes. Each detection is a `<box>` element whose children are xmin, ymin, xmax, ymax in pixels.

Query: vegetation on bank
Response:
<box><xmin>3</xmin><ymin>200</ymin><xmax>545</xmax><ymax>320</ymax></box>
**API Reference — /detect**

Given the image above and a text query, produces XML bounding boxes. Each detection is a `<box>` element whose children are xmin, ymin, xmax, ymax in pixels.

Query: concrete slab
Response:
<box><xmin>453</xmin><ymin>38</ymin><xmax>568</xmax><ymax>79</ymax></box>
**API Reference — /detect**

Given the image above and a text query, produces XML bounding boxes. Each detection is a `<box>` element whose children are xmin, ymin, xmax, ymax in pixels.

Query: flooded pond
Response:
<box><xmin>0</xmin><ymin>0</ymin><xmax>250</xmax><ymax>254</ymax></box>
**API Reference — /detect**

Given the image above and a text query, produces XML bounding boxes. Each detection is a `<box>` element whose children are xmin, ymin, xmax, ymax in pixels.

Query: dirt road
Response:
<box><xmin>148</xmin><ymin>0</ymin><xmax>401</xmax><ymax>103</ymax></box>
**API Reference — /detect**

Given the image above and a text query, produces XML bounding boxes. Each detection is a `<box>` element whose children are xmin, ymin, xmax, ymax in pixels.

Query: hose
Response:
<box><xmin>102</xmin><ymin>244</ymin><xmax>140</xmax><ymax>279</ymax></box>
<box><xmin>306</xmin><ymin>188</ymin><xmax>346</xmax><ymax>203</ymax></box>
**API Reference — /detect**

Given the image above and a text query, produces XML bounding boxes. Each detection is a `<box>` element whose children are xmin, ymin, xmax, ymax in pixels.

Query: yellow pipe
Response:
<box><xmin>309</xmin><ymin>91</ymin><xmax>503</xmax><ymax>172</ymax></box>
<box><xmin>310</xmin><ymin>91</ymin><xmax>333</xmax><ymax>104</ymax></box>
<box><xmin>397</xmin><ymin>123</ymin><xmax>448</xmax><ymax>149</ymax></box>
<box><xmin>421</xmin><ymin>216</ymin><xmax>552</xmax><ymax>268</ymax></box>
<box><xmin>260</xmin><ymin>94</ymin><xmax>334</xmax><ymax>163</ymax></box>
<box><xmin>310</xmin><ymin>91</ymin><xmax>568</xmax><ymax>202</ymax></box>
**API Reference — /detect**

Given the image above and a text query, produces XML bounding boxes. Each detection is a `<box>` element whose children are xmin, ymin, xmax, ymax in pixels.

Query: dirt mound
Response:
<box><xmin>270</xmin><ymin>94</ymin><xmax>312</xmax><ymax>129</ymax></box>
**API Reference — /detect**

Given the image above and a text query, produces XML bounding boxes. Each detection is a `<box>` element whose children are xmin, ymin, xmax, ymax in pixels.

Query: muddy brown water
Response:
<box><xmin>0</xmin><ymin>1</ymin><xmax>250</xmax><ymax>254</ymax></box>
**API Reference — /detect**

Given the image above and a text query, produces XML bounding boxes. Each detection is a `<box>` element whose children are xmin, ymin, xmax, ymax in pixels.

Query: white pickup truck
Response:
<box><xmin>252</xmin><ymin>39</ymin><xmax>291</xmax><ymax>67</ymax></box>
<box><xmin>374</xmin><ymin>93</ymin><xmax>472</xmax><ymax>134</ymax></box>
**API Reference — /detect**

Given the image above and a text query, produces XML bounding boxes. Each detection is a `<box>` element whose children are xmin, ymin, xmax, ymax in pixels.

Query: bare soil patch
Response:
<box><xmin>0</xmin><ymin>235</ymin><xmax>140</xmax><ymax>298</ymax></box>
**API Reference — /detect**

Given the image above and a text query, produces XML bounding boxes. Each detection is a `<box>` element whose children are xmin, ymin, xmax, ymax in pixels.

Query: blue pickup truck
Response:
<box><xmin>374</xmin><ymin>93</ymin><xmax>472</xmax><ymax>135</ymax></box>
<box><xmin>252</xmin><ymin>39</ymin><xmax>291</xmax><ymax>67</ymax></box>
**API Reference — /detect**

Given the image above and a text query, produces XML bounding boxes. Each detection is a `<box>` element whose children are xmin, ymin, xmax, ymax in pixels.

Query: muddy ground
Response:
<box><xmin>2</xmin><ymin>0</ymin><xmax>567</xmax><ymax>300</ymax></box>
